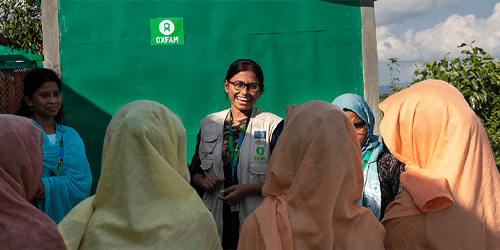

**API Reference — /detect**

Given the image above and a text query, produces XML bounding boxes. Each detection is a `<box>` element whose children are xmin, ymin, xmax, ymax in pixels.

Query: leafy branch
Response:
<box><xmin>387</xmin><ymin>57</ymin><xmax>405</xmax><ymax>94</ymax></box>
<box><xmin>412</xmin><ymin>41</ymin><xmax>500</xmax><ymax>167</ymax></box>
<box><xmin>0</xmin><ymin>0</ymin><xmax>42</xmax><ymax>54</ymax></box>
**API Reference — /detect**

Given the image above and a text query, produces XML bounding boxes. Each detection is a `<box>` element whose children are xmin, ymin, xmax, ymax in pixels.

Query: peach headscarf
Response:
<box><xmin>379</xmin><ymin>79</ymin><xmax>500</xmax><ymax>248</ymax></box>
<box><xmin>0</xmin><ymin>115</ymin><xmax>65</xmax><ymax>249</ymax></box>
<box><xmin>238</xmin><ymin>100</ymin><xmax>385</xmax><ymax>250</ymax></box>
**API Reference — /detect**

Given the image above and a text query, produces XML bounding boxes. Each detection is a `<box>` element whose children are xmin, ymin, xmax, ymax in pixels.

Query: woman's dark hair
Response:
<box><xmin>225</xmin><ymin>59</ymin><xmax>265</xmax><ymax>94</ymax></box>
<box><xmin>15</xmin><ymin>68</ymin><xmax>64</xmax><ymax>124</ymax></box>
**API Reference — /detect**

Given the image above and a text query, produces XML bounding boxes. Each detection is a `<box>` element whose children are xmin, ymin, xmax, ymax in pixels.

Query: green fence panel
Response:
<box><xmin>58</xmin><ymin>0</ymin><xmax>365</xmax><ymax>194</ymax></box>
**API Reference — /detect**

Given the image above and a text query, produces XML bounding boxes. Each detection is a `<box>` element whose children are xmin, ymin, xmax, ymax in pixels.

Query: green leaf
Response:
<box><xmin>408</xmin><ymin>41</ymin><xmax>500</xmax><ymax>167</ymax></box>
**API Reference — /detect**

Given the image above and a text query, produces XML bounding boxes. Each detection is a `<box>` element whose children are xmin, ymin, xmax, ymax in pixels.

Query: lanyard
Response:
<box><xmin>228</xmin><ymin>110</ymin><xmax>251</xmax><ymax>183</ymax></box>
<box><xmin>57</xmin><ymin>136</ymin><xmax>64</xmax><ymax>173</ymax></box>
<box><xmin>362</xmin><ymin>149</ymin><xmax>373</xmax><ymax>171</ymax></box>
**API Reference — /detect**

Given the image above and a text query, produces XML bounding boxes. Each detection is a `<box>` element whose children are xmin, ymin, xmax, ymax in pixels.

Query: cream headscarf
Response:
<box><xmin>379</xmin><ymin>79</ymin><xmax>500</xmax><ymax>248</ymax></box>
<box><xmin>238</xmin><ymin>100</ymin><xmax>385</xmax><ymax>250</ymax></box>
<box><xmin>58</xmin><ymin>100</ymin><xmax>221</xmax><ymax>250</ymax></box>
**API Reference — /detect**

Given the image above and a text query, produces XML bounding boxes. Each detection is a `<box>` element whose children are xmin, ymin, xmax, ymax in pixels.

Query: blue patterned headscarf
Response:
<box><xmin>332</xmin><ymin>93</ymin><xmax>383</xmax><ymax>220</ymax></box>
<box><xmin>332</xmin><ymin>93</ymin><xmax>379</xmax><ymax>152</ymax></box>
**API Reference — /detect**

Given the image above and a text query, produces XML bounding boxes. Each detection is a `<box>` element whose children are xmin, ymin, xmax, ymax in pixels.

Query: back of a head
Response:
<box><xmin>0</xmin><ymin>115</ymin><xmax>66</xmax><ymax>249</ymax></box>
<box><xmin>79</xmin><ymin>100</ymin><xmax>221</xmax><ymax>249</ymax></box>
<box><xmin>0</xmin><ymin>114</ymin><xmax>44</xmax><ymax>200</ymax></box>
<box><xmin>379</xmin><ymin>79</ymin><xmax>500</xmax><ymax>248</ymax></box>
<box><xmin>103</xmin><ymin>100</ymin><xmax>187</xmax><ymax>176</ymax></box>
<box><xmin>260</xmin><ymin>100</ymin><xmax>384</xmax><ymax>249</ymax></box>
<box><xmin>99</xmin><ymin>100</ymin><xmax>189</xmax><ymax>197</ymax></box>
<box><xmin>264</xmin><ymin>100</ymin><xmax>362</xmax><ymax>198</ymax></box>
<box><xmin>379</xmin><ymin>79</ymin><xmax>481</xmax><ymax>170</ymax></box>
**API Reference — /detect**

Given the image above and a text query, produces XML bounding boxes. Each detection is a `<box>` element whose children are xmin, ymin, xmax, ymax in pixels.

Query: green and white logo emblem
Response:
<box><xmin>151</xmin><ymin>18</ymin><xmax>184</xmax><ymax>45</ymax></box>
<box><xmin>254</xmin><ymin>147</ymin><xmax>266</xmax><ymax>161</ymax></box>
<box><xmin>256</xmin><ymin>147</ymin><xmax>265</xmax><ymax>156</ymax></box>
<box><xmin>159</xmin><ymin>20</ymin><xmax>175</xmax><ymax>35</ymax></box>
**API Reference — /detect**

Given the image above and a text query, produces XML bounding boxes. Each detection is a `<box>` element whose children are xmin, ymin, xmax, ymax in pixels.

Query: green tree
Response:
<box><xmin>411</xmin><ymin>42</ymin><xmax>500</xmax><ymax>167</ymax></box>
<box><xmin>0</xmin><ymin>0</ymin><xmax>42</xmax><ymax>53</ymax></box>
<box><xmin>380</xmin><ymin>58</ymin><xmax>403</xmax><ymax>103</ymax></box>
<box><xmin>388</xmin><ymin>57</ymin><xmax>406</xmax><ymax>94</ymax></box>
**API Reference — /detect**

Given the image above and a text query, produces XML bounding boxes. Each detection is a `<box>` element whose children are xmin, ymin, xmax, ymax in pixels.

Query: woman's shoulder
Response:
<box><xmin>253</xmin><ymin>108</ymin><xmax>283</xmax><ymax>122</ymax></box>
<box><xmin>377</xmin><ymin>150</ymin><xmax>405</xmax><ymax>173</ymax></box>
<box><xmin>56</xmin><ymin>123</ymin><xmax>76</xmax><ymax>133</ymax></box>
<box><xmin>201</xmin><ymin>109</ymin><xmax>230</xmax><ymax>123</ymax></box>
<box><xmin>377</xmin><ymin>150</ymin><xmax>398</xmax><ymax>165</ymax></box>
<box><xmin>56</xmin><ymin>123</ymin><xmax>84</xmax><ymax>141</ymax></box>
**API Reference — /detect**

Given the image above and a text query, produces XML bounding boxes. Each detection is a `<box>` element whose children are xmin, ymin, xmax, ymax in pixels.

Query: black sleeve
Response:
<box><xmin>270</xmin><ymin>120</ymin><xmax>284</xmax><ymax>156</ymax></box>
<box><xmin>377</xmin><ymin>150</ymin><xmax>406</xmax><ymax>220</ymax></box>
<box><xmin>188</xmin><ymin>129</ymin><xmax>205</xmax><ymax>197</ymax></box>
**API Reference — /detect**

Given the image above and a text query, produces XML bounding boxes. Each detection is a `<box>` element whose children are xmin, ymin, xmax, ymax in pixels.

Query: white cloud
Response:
<box><xmin>436</xmin><ymin>0</ymin><xmax>459</xmax><ymax>10</ymax></box>
<box><xmin>377</xmin><ymin>2</ymin><xmax>500</xmax><ymax>62</ymax></box>
<box><xmin>399</xmin><ymin>62</ymin><xmax>424</xmax><ymax>83</ymax></box>
<box><xmin>375</xmin><ymin>0</ymin><xmax>459</xmax><ymax>26</ymax></box>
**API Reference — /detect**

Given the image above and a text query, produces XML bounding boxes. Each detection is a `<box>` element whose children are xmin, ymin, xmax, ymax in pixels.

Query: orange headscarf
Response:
<box><xmin>379</xmin><ymin>79</ymin><xmax>500</xmax><ymax>248</ymax></box>
<box><xmin>238</xmin><ymin>100</ymin><xmax>385</xmax><ymax>250</ymax></box>
<box><xmin>0</xmin><ymin>114</ymin><xmax>65</xmax><ymax>249</ymax></box>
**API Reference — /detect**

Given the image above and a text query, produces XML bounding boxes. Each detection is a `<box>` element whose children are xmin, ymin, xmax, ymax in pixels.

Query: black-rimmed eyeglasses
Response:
<box><xmin>353</xmin><ymin>121</ymin><xmax>366</xmax><ymax>130</ymax></box>
<box><xmin>228</xmin><ymin>80</ymin><xmax>260</xmax><ymax>93</ymax></box>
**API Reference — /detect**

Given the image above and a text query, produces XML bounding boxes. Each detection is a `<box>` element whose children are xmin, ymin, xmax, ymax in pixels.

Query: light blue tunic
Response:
<box><xmin>33</xmin><ymin>120</ymin><xmax>92</xmax><ymax>223</ymax></box>
<box><xmin>332</xmin><ymin>94</ymin><xmax>383</xmax><ymax>220</ymax></box>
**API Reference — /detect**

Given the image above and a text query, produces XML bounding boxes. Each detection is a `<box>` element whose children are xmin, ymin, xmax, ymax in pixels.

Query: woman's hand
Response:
<box><xmin>217</xmin><ymin>183</ymin><xmax>264</xmax><ymax>206</ymax></box>
<box><xmin>194</xmin><ymin>173</ymin><xmax>224</xmax><ymax>193</ymax></box>
<box><xmin>217</xmin><ymin>184</ymin><xmax>250</xmax><ymax>206</ymax></box>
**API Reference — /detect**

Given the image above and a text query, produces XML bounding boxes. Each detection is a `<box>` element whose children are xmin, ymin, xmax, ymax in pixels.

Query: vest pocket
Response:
<box><xmin>202</xmin><ymin>191</ymin><xmax>213</xmax><ymax>212</ymax></box>
<box><xmin>201</xmin><ymin>159</ymin><xmax>214</xmax><ymax>211</ymax></box>
<box><xmin>201</xmin><ymin>133</ymin><xmax>219</xmax><ymax>154</ymax></box>
<box><xmin>201</xmin><ymin>159</ymin><xmax>213</xmax><ymax>175</ymax></box>
<box><xmin>249</xmin><ymin>163</ymin><xmax>267</xmax><ymax>184</ymax></box>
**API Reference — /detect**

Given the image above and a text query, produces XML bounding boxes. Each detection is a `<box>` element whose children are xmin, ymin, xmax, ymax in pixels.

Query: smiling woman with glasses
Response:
<box><xmin>227</xmin><ymin>80</ymin><xmax>260</xmax><ymax>93</ymax></box>
<box><xmin>188</xmin><ymin>59</ymin><xmax>284</xmax><ymax>249</ymax></box>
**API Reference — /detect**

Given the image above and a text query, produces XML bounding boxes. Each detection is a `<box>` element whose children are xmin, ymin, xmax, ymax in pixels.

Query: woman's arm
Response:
<box><xmin>189</xmin><ymin>130</ymin><xmax>226</xmax><ymax>196</ymax></box>
<box><xmin>377</xmin><ymin>150</ymin><xmax>406</xmax><ymax>219</ymax></box>
<box><xmin>270</xmin><ymin>120</ymin><xmax>284</xmax><ymax>155</ymax></box>
<box><xmin>42</xmin><ymin>126</ymin><xmax>92</xmax><ymax>223</ymax></box>
<box><xmin>217</xmin><ymin>183</ymin><xmax>264</xmax><ymax>206</ymax></box>
<box><xmin>188</xmin><ymin>130</ymin><xmax>203</xmax><ymax>179</ymax></box>
<box><xmin>192</xmin><ymin>173</ymin><xmax>205</xmax><ymax>188</ymax></box>
<box><xmin>194</xmin><ymin>173</ymin><xmax>225</xmax><ymax>193</ymax></box>
<box><xmin>218</xmin><ymin>119</ymin><xmax>283</xmax><ymax>205</ymax></box>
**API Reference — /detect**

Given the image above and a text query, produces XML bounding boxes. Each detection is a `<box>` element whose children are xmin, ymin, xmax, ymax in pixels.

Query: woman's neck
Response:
<box><xmin>230</xmin><ymin>107</ymin><xmax>251</xmax><ymax>121</ymax></box>
<box><xmin>33</xmin><ymin>114</ymin><xmax>56</xmax><ymax>134</ymax></box>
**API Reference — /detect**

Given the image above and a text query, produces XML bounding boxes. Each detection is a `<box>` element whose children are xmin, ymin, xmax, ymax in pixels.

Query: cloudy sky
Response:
<box><xmin>375</xmin><ymin>0</ymin><xmax>500</xmax><ymax>86</ymax></box>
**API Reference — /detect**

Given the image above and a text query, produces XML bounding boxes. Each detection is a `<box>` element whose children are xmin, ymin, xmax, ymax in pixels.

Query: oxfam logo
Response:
<box><xmin>159</xmin><ymin>20</ymin><xmax>175</xmax><ymax>35</ymax></box>
<box><xmin>256</xmin><ymin>147</ymin><xmax>265</xmax><ymax>155</ymax></box>
<box><xmin>151</xmin><ymin>18</ymin><xmax>184</xmax><ymax>45</ymax></box>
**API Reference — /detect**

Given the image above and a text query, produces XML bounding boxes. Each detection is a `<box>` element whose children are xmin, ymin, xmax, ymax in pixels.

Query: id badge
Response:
<box><xmin>226</xmin><ymin>191</ymin><xmax>240</xmax><ymax>212</ymax></box>
<box><xmin>230</xmin><ymin>203</ymin><xmax>240</xmax><ymax>212</ymax></box>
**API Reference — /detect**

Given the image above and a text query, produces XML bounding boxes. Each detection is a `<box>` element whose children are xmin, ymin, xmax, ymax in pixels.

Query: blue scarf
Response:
<box><xmin>332</xmin><ymin>94</ymin><xmax>383</xmax><ymax>220</ymax></box>
<box><xmin>33</xmin><ymin>120</ymin><xmax>92</xmax><ymax>223</ymax></box>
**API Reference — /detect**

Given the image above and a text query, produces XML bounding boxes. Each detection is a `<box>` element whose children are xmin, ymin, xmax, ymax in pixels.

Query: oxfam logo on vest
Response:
<box><xmin>254</xmin><ymin>147</ymin><xmax>266</xmax><ymax>160</ymax></box>
<box><xmin>150</xmin><ymin>18</ymin><xmax>184</xmax><ymax>45</ymax></box>
<box><xmin>256</xmin><ymin>147</ymin><xmax>265</xmax><ymax>155</ymax></box>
